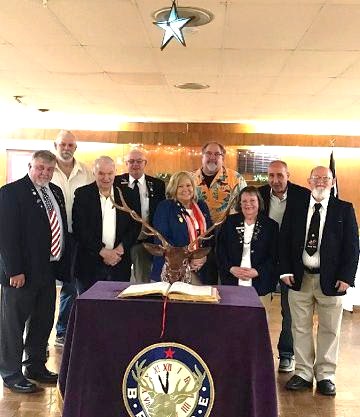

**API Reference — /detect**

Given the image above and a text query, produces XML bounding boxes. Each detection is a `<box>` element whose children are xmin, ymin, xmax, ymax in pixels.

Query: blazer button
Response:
<box><xmin>250</xmin><ymin>250</ymin><xmax>254</xmax><ymax>254</ymax></box>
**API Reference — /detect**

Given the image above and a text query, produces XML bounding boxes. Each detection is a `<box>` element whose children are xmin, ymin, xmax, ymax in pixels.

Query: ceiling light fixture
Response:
<box><xmin>153</xmin><ymin>5</ymin><xmax>214</xmax><ymax>28</ymax></box>
<box><xmin>153</xmin><ymin>1</ymin><xmax>193</xmax><ymax>50</ymax></box>
<box><xmin>175</xmin><ymin>82</ymin><xmax>210</xmax><ymax>90</ymax></box>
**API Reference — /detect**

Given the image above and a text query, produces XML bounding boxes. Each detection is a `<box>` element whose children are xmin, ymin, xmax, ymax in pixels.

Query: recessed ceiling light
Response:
<box><xmin>152</xmin><ymin>6</ymin><xmax>214</xmax><ymax>27</ymax></box>
<box><xmin>175</xmin><ymin>83</ymin><xmax>210</xmax><ymax>90</ymax></box>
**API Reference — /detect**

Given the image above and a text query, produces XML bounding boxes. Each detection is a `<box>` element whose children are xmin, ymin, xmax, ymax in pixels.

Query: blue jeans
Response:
<box><xmin>55</xmin><ymin>235</ymin><xmax>78</xmax><ymax>338</ymax></box>
<box><xmin>55</xmin><ymin>281</ymin><xmax>77</xmax><ymax>338</ymax></box>
<box><xmin>277</xmin><ymin>281</ymin><xmax>294</xmax><ymax>359</ymax></box>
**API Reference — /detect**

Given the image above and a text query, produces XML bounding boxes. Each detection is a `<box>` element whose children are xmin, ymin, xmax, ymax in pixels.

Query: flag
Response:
<box><xmin>329</xmin><ymin>150</ymin><xmax>338</xmax><ymax>198</ymax></box>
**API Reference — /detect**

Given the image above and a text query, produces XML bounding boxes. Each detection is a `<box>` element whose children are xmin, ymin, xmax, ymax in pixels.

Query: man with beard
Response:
<box><xmin>51</xmin><ymin>130</ymin><xmax>93</xmax><ymax>347</ymax></box>
<box><xmin>193</xmin><ymin>142</ymin><xmax>246</xmax><ymax>284</ymax></box>
<box><xmin>259</xmin><ymin>160</ymin><xmax>310</xmax><ymax>373</ymax></box>
<box><xmin>280</xmin><ymin>166</ymin><xmax>358</xmax><ymax>396</ymax></box>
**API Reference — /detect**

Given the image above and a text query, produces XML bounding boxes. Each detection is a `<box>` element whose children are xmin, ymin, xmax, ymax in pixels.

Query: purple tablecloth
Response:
<box><xmin>58</xmin><ymin>282</ymin><xmax>277</xmax><ymax>417</ymax></box>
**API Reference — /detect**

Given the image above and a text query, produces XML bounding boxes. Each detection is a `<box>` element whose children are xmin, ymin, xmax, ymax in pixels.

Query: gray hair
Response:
<box><xmin>201</xmin><ymin>141</ymin><xmax>226</xmax><ymax>156</ymax></box>
<box><xmin>32</xmin><ymin>150</ymin><xmax>57</xmax><ymax>164</ymax></box>
<box><xmin>55</xmin><ymin>129</ymin><xmax>76</xmax><ymax>144</ymax></box>
<box><xmin>94</xmin><ymin>156</ymin><xmax>115</xmax><ymax>171</ymax></box>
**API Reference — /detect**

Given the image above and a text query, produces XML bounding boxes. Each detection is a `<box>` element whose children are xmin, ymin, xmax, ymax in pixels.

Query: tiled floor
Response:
<box><xmin>0</xmin><ymin>294</ymin><xmax>359</xmax><ymax>417</ymax></box>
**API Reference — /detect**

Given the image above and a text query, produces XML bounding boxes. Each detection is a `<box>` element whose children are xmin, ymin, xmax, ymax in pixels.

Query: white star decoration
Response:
<box><xmin>154</xmin><ymin>1</ymin><xmax>193</xmax><ymax>50</ymax></box>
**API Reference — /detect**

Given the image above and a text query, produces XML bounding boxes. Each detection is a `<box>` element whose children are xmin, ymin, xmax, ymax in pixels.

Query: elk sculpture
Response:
<box><xmin>132</xmin><ymin>360</ymin><xmax>205</xmax><ymax>417</ymax></box>
<box><xmin>111</xmin><ymin>186</ymin><xmax>238</xmax><ymax>284</ymax></box>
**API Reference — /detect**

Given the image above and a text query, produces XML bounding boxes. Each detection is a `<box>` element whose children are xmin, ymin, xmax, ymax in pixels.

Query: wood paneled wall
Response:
<box><xmin>1</xmin><ymin>123</ymin><xmax>360</xmax><ymax>221</ymax></box>
<box><xmin>5</xmin><ymin>124</ymin><xmax>360</xmax><ymax>147</ymax></box>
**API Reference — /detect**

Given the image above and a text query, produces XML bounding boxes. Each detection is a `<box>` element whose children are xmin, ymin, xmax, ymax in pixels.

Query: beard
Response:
<box><xmin>60</xmin><ymin>151</ymin><xmax>74</xmax><ymax>160</ymax></box>
<box><xmin>312</xmin><ymin>187</ymin><xmax>331</xmax><ymax>201</ymax></box>
<box><xmin>205</xmin><ymin>162</ymin><xmax>219</xmax><ymax>174</ymax></box>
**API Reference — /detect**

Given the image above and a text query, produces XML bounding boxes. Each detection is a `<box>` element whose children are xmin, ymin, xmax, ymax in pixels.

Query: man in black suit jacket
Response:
<box><xmin>0</xmin><ymin>151</ymin><xmax>69</xmax><ymax>393</ymax></box>
<box><xmin>73</xmin><ymin>156</ymin><xmax>137</xmax><ymax>293</ymax></box>
<box><xmin>280</xmin><ymin>166</ymin><xmax>358</xmax><ymax>396</ymax></box>
<box><xmin>115</xmin><ymin>148</ymin><xmax>165</xmax><ymax>283</ymax></box>
<box><xmin>259</xmin><ymin>160</ymin><xmax>310</xmax><ymax>373</ymax></box>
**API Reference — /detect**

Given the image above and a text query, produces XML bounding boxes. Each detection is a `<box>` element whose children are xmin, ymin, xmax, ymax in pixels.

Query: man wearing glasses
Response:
<box><xmin>280</xmin><ymin>166</ymin><xmax>358</xmax><ymax>396</ymax></box>
<box><xmin>115</xmin><ymin>149</ymin><xmax>165</xmax><ymax>283</ymax></box>
<box><xmin>193</xmin><ymin>141</ymin><xmax>246</xmax><ymax>284</ymax></box>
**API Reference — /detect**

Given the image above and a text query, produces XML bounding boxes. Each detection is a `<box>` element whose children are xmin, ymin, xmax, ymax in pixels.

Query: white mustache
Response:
<box><xmin>206</xmin><ymin>162</ymin><xmax>218</xmax><ymax>172</ymax></box>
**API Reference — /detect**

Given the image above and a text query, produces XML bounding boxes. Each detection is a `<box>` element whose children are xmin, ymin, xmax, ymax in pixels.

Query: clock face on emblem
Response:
<box><xmin>123</xmin><ymin>342</ymin><xmax>214</xmax><ymax>417</ymax></box>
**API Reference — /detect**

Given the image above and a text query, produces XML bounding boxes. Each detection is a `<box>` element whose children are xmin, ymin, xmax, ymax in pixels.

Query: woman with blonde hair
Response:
<box><xmin>150</xmin><ymin>171</ymin><xmax>212</xmax><ymax>283</ymax></box>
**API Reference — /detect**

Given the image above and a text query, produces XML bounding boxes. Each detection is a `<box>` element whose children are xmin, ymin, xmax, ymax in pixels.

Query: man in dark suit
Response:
<box><xmin>0</xmin><ymin>150</ymin><xmax>69</xmax><ymax>393</ymax></box>
<box><xmin>259</xmin><ymin>160</ymin><xmax>310</xmax><ymax>373</ymax></box>
<box><xmin>280</xmin><ymin>166</ymin><xmax>358</xmax><ymax>396</ymax></box>
<box><xmin>115</xmin><ymin>148</ymin><xmax>165</xmax><ymax>283</ymax></box>
<box><xmin>73</xmin><ymin>156</ymin><xmax>137</xmax><ymax>293</ymax></box>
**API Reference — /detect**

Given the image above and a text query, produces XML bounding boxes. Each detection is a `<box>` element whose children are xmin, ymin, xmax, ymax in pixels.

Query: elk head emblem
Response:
<box><xmin>111</xmin><ymin>186</ymin><xmax>238</xmax><ymax>284</ymax></box>
<box><xmin>132</xmin><ymin>360</ymin><xmax>205</xmax><ymax>417</ymax></box>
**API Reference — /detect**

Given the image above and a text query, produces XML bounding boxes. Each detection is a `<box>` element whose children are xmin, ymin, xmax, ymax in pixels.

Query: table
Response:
<box><xmin>58</xmin><ymin>282</ymin><xmax>277</xmax><ymax>417</ymax></box>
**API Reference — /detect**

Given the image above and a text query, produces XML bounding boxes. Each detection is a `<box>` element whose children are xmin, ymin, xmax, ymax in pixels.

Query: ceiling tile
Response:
<box><xmin>224</xmin><ymin>3</ymin><xmax>321</xmax><ymax>49</ymax></box>
<box><xmin>298</xmin><ymin>4</ymin><xmax>360</xmax><ymax>50</ymax></box>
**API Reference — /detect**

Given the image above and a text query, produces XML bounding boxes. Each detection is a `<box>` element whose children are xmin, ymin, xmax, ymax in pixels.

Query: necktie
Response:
<box><xmin>40</xmin><ymin>187</ymin><xmax>61</xmax><ymax>257</ymax></box>
<box><xmin>305</xmin><ymin>203</ymin><xmax>322</xmax><ymax>256</ymax></box>
<box><xmin>132</xmin><ymin>179</ymin><xmax>142</xmax><ymax>216</ymax></box>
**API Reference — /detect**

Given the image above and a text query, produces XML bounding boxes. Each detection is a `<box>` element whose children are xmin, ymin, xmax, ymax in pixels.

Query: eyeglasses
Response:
<box><xmin>127</xmin><ymin>159</ymin><xmax>146</xmax><ymax>164</ymax></box>
<box><xmin>203</xmin><ymin>151</ymin><xmax>223</xmax><ymax>158</ymax></box>
<box><xmin>310</xmin><ymin>176</ymin><xmax>332</xmax><ymax>182</ymax></box>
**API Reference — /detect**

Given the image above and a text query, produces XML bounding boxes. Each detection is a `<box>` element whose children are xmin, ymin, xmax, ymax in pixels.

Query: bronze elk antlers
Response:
<box><xmin>110</xmin><ymin>185</ymin><xmax>238</xmax><ymax>283</ymax></box>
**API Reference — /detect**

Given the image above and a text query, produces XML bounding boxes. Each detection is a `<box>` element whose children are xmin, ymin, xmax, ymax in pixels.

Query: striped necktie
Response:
<box><xmin>40</xmin><ymin>186</ymin><xmax>61</xmax><ymax>257</ymax></box>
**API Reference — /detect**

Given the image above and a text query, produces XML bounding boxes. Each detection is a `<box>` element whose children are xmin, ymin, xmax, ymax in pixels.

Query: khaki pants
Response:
<box><xmin>130</xmin><ymin>243</ymin><xmax>152</xmax><ymax>284</ymax></box>
<box><xmin>288</xmin><ymin>272</ymin><xmax>343</xmax><ymax>382</ymax></box>
<box><xmin>260</xmin><ymin>293</ymin><xmax>272</xmax><ymax>320</ymax></box>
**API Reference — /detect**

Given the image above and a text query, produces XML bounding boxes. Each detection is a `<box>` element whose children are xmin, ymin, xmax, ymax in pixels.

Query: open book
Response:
<box><xmin>118</xmin><ymin>281</ymin><xmax>220</xmax><ymax>303</ymax></box>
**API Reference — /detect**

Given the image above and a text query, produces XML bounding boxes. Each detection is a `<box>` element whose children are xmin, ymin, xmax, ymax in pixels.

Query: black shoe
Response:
<box><xmin>24</xmin><ymin>367</ymin><xmax>58</xmax><ymax>384</ymax></box>
<box><xmin>317</xmin><ymin>379</ymin><xmax>336</xmax><ymax>396</ymax></box>
<box><xmin>3</xmin><ymin>377</ymin><xmax>38</xmax><ymax>393</ymax></box>
<box><xmin>278</xmin><ymin>357</ymin><xmax>295</xmax><ymax>373</ymax></box>
<box><xmin>285</xmin><ymin>375</ymin><xmax>313</xmax><ymax>391</ymax></box>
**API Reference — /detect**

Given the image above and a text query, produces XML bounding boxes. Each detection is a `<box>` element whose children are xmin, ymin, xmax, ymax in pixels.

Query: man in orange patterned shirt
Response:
<box><xmin>193</xmin><ymin>142</ymin><xmax>246</xmax><ymax>283</ymax></box>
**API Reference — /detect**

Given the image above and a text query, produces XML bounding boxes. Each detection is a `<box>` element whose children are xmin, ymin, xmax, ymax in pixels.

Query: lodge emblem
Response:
<box><xmin>123</xmin><ymin>342</ymin><xmax>214</xmax><ymax>417</ymax></box>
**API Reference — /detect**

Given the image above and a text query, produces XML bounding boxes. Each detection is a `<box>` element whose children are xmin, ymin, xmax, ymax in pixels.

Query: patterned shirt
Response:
<box><xmin>193</xmin><ymin>166</ymin><xmax>247</xmax><ymax>223</ymax></box>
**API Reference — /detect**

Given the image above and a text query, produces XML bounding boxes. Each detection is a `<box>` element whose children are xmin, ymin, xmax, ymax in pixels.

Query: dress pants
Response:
<box><xmin>277</xmin><ymin>281</ymin><xmax>294</xmax><ymax>359</ymax></box>
<box><xmin>77</xmin><ymin>257</ymin><xmax>132</xmax><ymax>295</ymax></box>
<box><xmin>201</xmin><ymin>247</ymin><xmax>219</xmax><ymax>285</ymax></box>
<box><xmin>130</xmin><ymin>242</ymin><xmax>152</xmax><ymax>284</ymax></box>
<box><xmin>0</xmin><ymin>279</ymin><xmax>56</xmax><ymax>384</ymax></box>
<box><xmin>288</xmin><ymin>271</ymin><xmax>343</xmax><ymax>382</ymax></box>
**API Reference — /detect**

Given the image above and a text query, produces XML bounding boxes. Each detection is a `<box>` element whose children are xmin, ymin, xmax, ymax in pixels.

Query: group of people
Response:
<box><xmin>0</xmin><ymin>134</ymin><xmax>358</xmax><ymax>399</ymax></box>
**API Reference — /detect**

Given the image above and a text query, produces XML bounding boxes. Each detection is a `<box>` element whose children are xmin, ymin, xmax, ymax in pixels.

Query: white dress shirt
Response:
<box><xmin>302</xmin><ymin>195</ymin><xmax>330</xmax><ymax>269</ymax></box>
<box><xmin>238</xmin><ymin>222</ymin><xmax>255</xmax><ymax>287</ymax></box>
<box><xmin>100</xmin><ymin>187</ymin><xmax>116</xmax><ymax>249</ymax></box>
<box><xmin>51</xmin><ymin>160</ymin><xmax>93</xmax><ymax>233</ymax></box>
<box><xmin>129</xmin><ymin>174</ymin><xmax>149</xmax><ymax>240</ymax></box>
<box><xmin>36</xmin><ymin>184</ymin><xmax>64</xmax><ymax>261</ymax></box>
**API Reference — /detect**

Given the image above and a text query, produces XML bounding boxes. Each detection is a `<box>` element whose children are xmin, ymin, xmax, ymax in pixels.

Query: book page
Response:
<box><xmin>118</xmin><ymin>282</ymin><xmax>170</xmax><ymax>298</ymax></box>
<box><xmin>169</xmin><ymin>282</ymin><xmax>213</xmax><ymax>297</ymax></box>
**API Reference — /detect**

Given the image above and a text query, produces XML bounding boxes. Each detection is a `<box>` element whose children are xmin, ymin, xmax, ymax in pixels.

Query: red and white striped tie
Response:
<box><xmin>40</xmin><ymin>187</ymin><xmax>61</xmax><ymax>257</ymax></box>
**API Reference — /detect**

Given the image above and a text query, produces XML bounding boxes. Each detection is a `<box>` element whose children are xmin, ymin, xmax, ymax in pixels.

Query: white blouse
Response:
<box><xmin>238</xmin><ymin>222</ymin><xmax>255</xmax><ymax>287</ymax></box>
